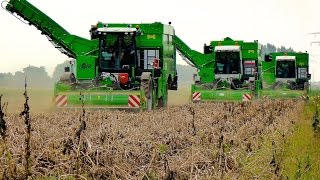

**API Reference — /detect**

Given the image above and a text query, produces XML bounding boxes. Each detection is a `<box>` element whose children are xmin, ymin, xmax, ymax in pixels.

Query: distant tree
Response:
<box><xmin>267</xmin><ymin>43</ymin><xmax>277</xmax><ymax>53</ymax></box>
<box><xmin>261</xmin><ymin>43</ymin><xmax>295</xmax><ymax>57</ymax></box>
<box><xmin>11</xmin><ymin>71</ymin><xmax>25</xmax><ymax>88</ymax></box>
<box><xmin>277</xmin><ymin>46</ymin><xmax>287</xmax><ymax>52</ymax></box>
<box><xmin>52</xmin><ymin>60</ymin><xmax>71</xmax><ymax>82</ymax></box>
<box><xmin>22</xmin><ymin>65</ymin><xmax>52</xmax><ymax>88</ymax></box>
<box><xmin>261</xmin><ymin>45</ymin><xmax>267</xmax><ymax>57</ymax></box>
<box><xmin>0</xmin><ymin>73</ymin><xmax>13</xmax><ymax>86</ymax></box>
<box><xmin>286</xmin><ymin>47</ymin><xmax>295</xmax><ymax>52</ymax></box>
<box><xmin>0</xmin><ymin>66</ymin><xmax>52</xmax><ymax>88</ymax></box>
<box><xmin>261</xmin><ymin>43</ymin><xmax>277</xmax><ymax>57</ymax></box>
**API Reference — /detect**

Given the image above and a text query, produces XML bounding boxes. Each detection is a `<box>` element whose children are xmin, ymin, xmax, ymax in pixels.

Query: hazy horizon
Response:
<box><xmin>1</xmin><ymin>0</ymin><xmax>320</xmax><ymax>80</ymax></box>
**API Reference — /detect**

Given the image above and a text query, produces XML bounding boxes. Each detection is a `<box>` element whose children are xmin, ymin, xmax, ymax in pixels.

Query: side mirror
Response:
<box><xmin>307</xmin><ymin>73</ymin><xmax>311</xmax><ymax>80</ymax></box>
<box><xmin>264</xmin><ymin>54</ymin><xmax>272</xmax><ymax>62</ymax></box>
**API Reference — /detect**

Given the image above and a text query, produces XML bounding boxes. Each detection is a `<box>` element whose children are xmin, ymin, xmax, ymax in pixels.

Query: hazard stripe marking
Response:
<box><xmin>60</xmin><ymin>99</ymin><xmax>68</xmax><ymax>107</ymax></box>
<box><xmin>192</xmin><ymin>92</ymin><xmax>201</xmax><ymax>102</ymax></box>
<box><xmin>242</xmin><ymin>94</ymin><xmax>252</xmax><ymax>102</ymax></box>
<box><xmin>244</xmin><ymin>94</ymin><xmax>251</xmax><ymax>100</ymax></box>
<box><xmin>55</xmin><ymin>95</ymin><xmax>65</xmax><ymax>104</ymax></box>
<box><xmin>128</xmin><ymin>95</ymin><xmax>140</xmax><ymax>107</ymax></box>
<box><xmin>55</xmin><ymin>95</ymin><xmax>68</xmax><ymax>107</ymax></box>
<box><xmin>131</xmin><ymin>95</ymin><xmax>140</xmax><ymax>106</ymax></box>
<box><xmin>128</xmin><ymin>100</ymin><xmax>135</xmax><ymax>107</ymax></box>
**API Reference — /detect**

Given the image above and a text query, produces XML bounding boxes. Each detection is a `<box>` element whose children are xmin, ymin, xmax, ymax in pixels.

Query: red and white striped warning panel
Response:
<box><xmin>128</xmin><ymin>95</ymin><xmax>140</xmax><ymax>107</ymax></box>
<box><xmin>242</xmin><ymin>94</ymin><xmax>252</xmax><ymax>102</ymax></box>
<box><xmin>55</xmin><ymin>95</ymin><xmax>68</xmax><ymax>107</ymax></box>
<box><xmin>192</xmin><ymin>92</ymin><xmax>201</xmax><ymax>102</ymax></box>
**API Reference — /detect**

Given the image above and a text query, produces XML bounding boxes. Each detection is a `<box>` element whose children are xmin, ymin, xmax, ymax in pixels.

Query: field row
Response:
<box><xmin>0</xmin><ymin>100</ymin><xmax>303</xmax><ymax>179</ymax></box>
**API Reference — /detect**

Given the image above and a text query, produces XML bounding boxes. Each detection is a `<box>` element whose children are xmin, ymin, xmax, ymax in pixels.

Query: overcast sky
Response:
<box><xmin>1</xmin><ymin>0</ymin><xmax>320</xmax><ymax>81</ymax></box>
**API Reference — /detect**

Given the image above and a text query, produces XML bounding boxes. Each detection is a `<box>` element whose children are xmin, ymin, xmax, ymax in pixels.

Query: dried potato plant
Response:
<box><xmin>0</xmin><ymin>100</ymin><xmax>303</xmax><ymax>179</ymax></box>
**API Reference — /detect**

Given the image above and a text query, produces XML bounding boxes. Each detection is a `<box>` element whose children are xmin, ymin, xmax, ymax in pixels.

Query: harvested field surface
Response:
<box><xmin>0</xmin><ymin>100</ymin><xmax>303</xmax><ymax>179</ymax></box>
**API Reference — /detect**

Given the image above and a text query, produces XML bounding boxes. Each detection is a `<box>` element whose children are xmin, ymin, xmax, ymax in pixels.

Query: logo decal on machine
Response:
<box><xmin>128</xmin><ymin>95</ymin><xmax>140</xmax><ymax>107</ymax></box>
<box><xmin>192</xmin><ymin>92</ymin><xmax>201</xmax><ymax>102</ymax></box>
<box><xmin>147</xmin><ymin>34</ymin><xmax>156</xmax><ymax>39</ymax></box>
<box><xmin>81</xmin><ymin>63</ymin><xmax>92</xmax><ymax>69</ymax></box>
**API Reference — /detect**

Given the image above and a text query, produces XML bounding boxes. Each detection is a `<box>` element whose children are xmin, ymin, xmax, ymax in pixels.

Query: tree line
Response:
<box><xmin>261</xmin><ymin>43</ymin><xmax>295</xmax><ymax>57</ymax></box>
<box><xmin>0</xmin><ymin>43</ymin><xmax>296</xmax><ymax>88</ymax></box>
<box><xmin>0</xmin><ymin>61</ymin><xmax>69</xmax><ymax>88</ymax></box>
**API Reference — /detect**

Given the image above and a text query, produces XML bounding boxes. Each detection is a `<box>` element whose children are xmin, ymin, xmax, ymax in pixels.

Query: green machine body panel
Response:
<box><xmin>261</xmin><ymin>52</ymin><xmax>310</xmax><ymax>100</ymax></box>
<box><xmin>6</xmin><ymin>0</ymin><xmax>177</xmax><ymax>110</ymax></box>
<box><xmin>76</xmin><ymin>56</ymin><xmax>97</xmax><ymax>80</ymax></box>
<box><xmin>262</xmin><ymin>90</ymin><xmax>306</xmax><ymax>100</ymax></box>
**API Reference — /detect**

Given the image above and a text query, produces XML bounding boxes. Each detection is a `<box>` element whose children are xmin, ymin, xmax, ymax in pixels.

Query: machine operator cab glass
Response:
<box><xmin>275</xmin><ymin>56</ymin><xmax>296</xmax><ymax>82</ymax></box>
<box><xmin>214</xmin><ymin>45</ymin><xmax>242</xmax><ymax>79</ymax></box>
<box><xmin>97</xmin><ymin>26</ymin><xmax>138</xmax><ymax>71</ymax></box>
